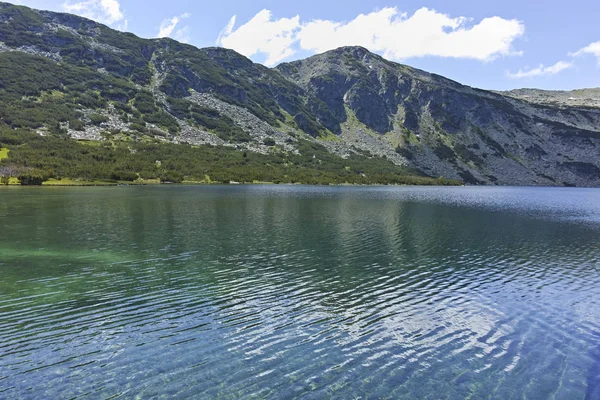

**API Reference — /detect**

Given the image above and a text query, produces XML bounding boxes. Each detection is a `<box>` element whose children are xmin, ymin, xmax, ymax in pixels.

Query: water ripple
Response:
<box><xmin>1</xmin><ymin>185</ymin><xmax>600</xmax><ymax>399</ymax></box>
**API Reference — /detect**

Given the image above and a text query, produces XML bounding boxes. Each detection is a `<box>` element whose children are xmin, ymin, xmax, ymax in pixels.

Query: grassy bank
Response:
<box><xmin>0</xmin><ymin>129</ymin><xmax>461</xmax><ymax>187</ymax></box>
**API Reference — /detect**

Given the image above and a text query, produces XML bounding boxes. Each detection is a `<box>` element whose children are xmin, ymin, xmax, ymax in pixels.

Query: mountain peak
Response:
<box><xmin>311</xmin><ymin>45</ymin><xmax>384</xmax><ymax>65</ymax></box>
<box><xmin>327</xmin><ymin>45</ymin><xmax>373</xmax><ymax>56</ymax></box>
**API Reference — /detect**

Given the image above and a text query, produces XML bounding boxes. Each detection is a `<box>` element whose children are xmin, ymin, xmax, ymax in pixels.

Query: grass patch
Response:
<box><xmin>317</xmin><ymin>131</ymin><xmax>342</xmax><ymax>142</ymax></box>
<box><xmin>43</xmin><ymin>178</ymin><xmax>119</xmax><ymax>186</ymax></box>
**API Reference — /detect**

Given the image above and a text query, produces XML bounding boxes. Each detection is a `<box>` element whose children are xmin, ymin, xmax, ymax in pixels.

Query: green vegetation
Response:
<box><xmin>0</xmin><ymin>52</ymin><xmax>136</xmax><ymax>132</ymax></box>
<box><xmin>17</xmin><ymin>169</ymin><xmax>49</xmax><ymax>185</ymax></box>
<box><xmin>0</xmin><ymin>127</ymin><xmax>460</xmax><ymax>186</ymax></box>
<box><xmin>42</xmin><ymin>178</ymin><xmax>130</xmax><ymax>186</ymax></box>
<box><xmin>0</xmin><ymin>148</ymin><xmax>8</xmax><ymax>160</ymax></box>
<box><xmin>0</xmin><ymin>50</ymin><xmax>184</xmax><ymax>138</ymax></box>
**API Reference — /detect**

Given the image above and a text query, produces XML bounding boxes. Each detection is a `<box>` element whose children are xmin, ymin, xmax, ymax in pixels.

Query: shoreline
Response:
<box><xmin>0</xmin><ymin>178</ymin><xmax>463</xmax><ymax>187</ymax></box>
<box><xmin>0</xmin><ymin>182</ymin><xmax>461</xmax><ymax>187</ymax></box>
<box><xmin>3</xmin><ymin>182</ymin><xmax>600</xmax><ymax>189</ymax></box>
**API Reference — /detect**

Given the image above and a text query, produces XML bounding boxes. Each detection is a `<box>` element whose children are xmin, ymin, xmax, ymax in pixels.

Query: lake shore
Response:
<box><xmin>0</xmin><ymin>178</ymin><xmax>463</xmax><ymax>187</ymax></box>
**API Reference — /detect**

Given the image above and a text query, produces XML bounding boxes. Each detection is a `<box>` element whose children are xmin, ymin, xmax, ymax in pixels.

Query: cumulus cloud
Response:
<box><xmin>507</xmin><ymin>61</ymin><xmax>573</xmax><ymax>78</ymax></box>
<box><xmin>297</xmin><ymin>8</ymin><xmax>524</xmax><ymax>61</ymax></box>
<box><xmin>217</xmin><ymin>7</ymin><xmax>524</xmax><ymax>66</ymax></box>
<box><xmin>218</xmin><ymin>10</ymin><xmax>300</xmax><ymax>66</ymax></box>
<box><xmin>570</xmin><ymin>41</ymin><xmax>600</xmax><ymax>63</ymax></box>
<box><xmin>157</xmin><ymin>13</ymin><xmax>191</xmax><ymax>43</ymax></box>
<box><xmin>63</xmin><ymin>0</ymin><xmax>125</xmax><ymax>27</ymax></box>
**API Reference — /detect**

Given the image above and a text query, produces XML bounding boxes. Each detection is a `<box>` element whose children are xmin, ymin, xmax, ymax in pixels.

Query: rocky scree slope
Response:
<box><xmin>0</xmin><ymin>2</ymin><xmax>599</xmax><ymax>186</ymax></box>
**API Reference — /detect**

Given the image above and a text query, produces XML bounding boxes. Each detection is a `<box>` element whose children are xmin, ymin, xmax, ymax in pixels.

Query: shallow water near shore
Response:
<box><xmin>1</xmin><ymin>185</ymin><xmax>600</xmax><ymax>399</ymax></box>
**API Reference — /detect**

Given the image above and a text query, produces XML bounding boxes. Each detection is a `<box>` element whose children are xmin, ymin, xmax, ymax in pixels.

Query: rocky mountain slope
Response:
<box><xmin>277</xmin><ymin>48</ymin><xmax>600</xmax><ymax>186</ymax></box>
<box><xmin>0</xmin><ymin>2</ymin><xmax>599</xmax><ymax>186</ymax></box>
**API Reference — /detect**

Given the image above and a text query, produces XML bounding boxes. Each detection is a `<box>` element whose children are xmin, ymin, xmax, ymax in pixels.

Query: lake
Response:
<box><xmin>1</xmin><ymin>185</ymin><xmax>600</xmax><ymax>399</ymax></box>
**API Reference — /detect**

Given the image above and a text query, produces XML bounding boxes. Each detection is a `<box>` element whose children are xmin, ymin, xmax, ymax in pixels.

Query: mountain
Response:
<box><xmin>0</xmin><ymin>2</ymin><xmax>599</xmax><ymax>186</ymax></box>
<box><xmin>277</xmin><ymin>48</ymin><xmax>600</xmax><ymax>186</ymax></box>
<box><xmin>499</xmin><ymin>88</ymin><xmax>600</xmax><ymax>108</ymax></box>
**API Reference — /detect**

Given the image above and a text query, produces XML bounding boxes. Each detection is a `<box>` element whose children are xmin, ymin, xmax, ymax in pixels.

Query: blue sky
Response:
<box><xmin>7</xmin><ymin>0</ymin><xmax>600</xmax><ymax>90</ymax></box>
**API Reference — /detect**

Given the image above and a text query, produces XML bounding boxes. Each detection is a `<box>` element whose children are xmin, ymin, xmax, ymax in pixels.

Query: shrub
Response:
<box><xmin>69</xmin><ymin>119</ymin><xmax>86</xmax><ymax>131</ymax></box>
<box><xmin>110</xmin><ymin>170</ymin><xmax>138</xmax><ymax>181</ymax></box>
<box><xmin>18</xmin><ymin>169</ymin><xmax>49</xmax><ymax>185</ymax></box>
<box><xmin>129</xmin><ymin>123</ymin><xmax>147</xmax><ymax>133</ymax></box>
<box><xmin>160</xmin><ymin>171</ymin><xmax>183</xmax><ymax>183</ymax></box>
<box><xmin>89</xmin><ymin>113</ymin><xmax>108</xmax><ymax>126</ymax></box>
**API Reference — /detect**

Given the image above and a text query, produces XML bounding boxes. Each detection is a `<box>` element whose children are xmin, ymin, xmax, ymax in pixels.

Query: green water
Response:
<box><xmin>1</xmin><ymin>185</ymin><xmax>600</xmax><ymax>399</ymax></box>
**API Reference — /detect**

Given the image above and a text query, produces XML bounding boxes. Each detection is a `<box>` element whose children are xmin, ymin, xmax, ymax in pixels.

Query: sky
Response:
<box><xmin>6</xmin><ymin>0</ymin><xmax>600</xmax><ymax>91</ymax></box>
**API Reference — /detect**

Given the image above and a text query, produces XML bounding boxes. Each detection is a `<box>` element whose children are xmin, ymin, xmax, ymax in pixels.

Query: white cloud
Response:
<box><xmin>570</xmin><ymin>41</ymin><xmax>600</xmax><ymax>63</ymax></box>
<box><xmin>298</xmin><ymin>8</ymin><xmax>524</xmax><ymax>61</ymax></box>
<box><xmin>507</xmin><ymin>61</ymin><xmax>573</xmax><ymax>79</ymax></box>
<box><xmin>217</xmin><ymin>10</ymin><xmax>300</xmax><ymax>66</ymax></box>
<box><xmin>63</xmin><ymin>0</ymin><xmax>125</xmax><ymax>26</ymax></box>
<box><xmin>173</xmin><ymin>26</ymin><xmax>191</xmax><ymax>44</ymax></box>
<box><xmin>157</xmin><ymin>13</ymin><xmax>191</xmax><ymax>42</ymax></box>
<box><xmin>217</xmin><ymin>7</ymin><xmax>524</xmax><ymax>66</ymax></box>
<box><xmin>216</xmin><ymin>15</ymin><xmax>237</xmax><ymax>45</ymax></box>
<box><xmin>508</xmin><ymin>40</ymin><xmax>600</xmax><ymax>79</ymax></box>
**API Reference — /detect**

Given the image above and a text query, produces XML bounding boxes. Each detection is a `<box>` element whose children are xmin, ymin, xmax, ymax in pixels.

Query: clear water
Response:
<box><xmin>1</xmin><ymin>185</ymin><xmax>599</xmax><ymax>399</ymax></box>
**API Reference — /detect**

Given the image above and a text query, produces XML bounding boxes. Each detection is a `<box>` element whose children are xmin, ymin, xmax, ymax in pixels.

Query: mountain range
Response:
<box><xmin>0</xmin><ymin>2</ymin><xmax>599</xmax><ymax>186</ymax></box>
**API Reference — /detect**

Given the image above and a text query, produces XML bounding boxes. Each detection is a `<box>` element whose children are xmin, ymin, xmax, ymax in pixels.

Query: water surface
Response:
<box><xmin>1</xmin><ymin>185</ymin><xmax>600</xmax><ymax>399</ymax></box>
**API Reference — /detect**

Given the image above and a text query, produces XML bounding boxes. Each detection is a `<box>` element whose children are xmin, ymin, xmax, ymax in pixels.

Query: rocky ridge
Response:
<box><xmin>500</xmin><ymin>88</ymin><xmax>600</xmax><ymax>109</ymax></box>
